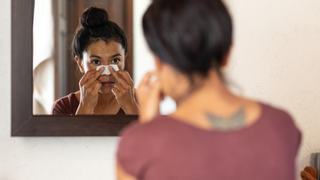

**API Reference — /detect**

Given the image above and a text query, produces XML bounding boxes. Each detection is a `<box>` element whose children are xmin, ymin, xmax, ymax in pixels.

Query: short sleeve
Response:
<box><xmin>51</xmin><ymin>94</ymin><xmax>75</xmax><ymax>115</ymax></box>
<box><xmin>117</xmin><ymin>122</ymin><xmax>152</xmax><ymax>178</ymax></box>
<box><xmin>268</xmin><ymin>104</ymin><xmax>302</xmax><ymax>157</ymax></box>
<box><xmin>279</xmin><ymin>108</ymin><xmax>302</xmax><ymax>155</ymax></box>
<box><xmin>295</xmin><ymin>128</ymin><xmax>301</xmax><ymax>155</ymax></box>
<box><xmin>51</xmin><ymin>99</ymin><xmax>70</xmax><ymax>114</ymax></box>
<box><xmin>289</xmin><ymin>115</ymin><xmax>301</xmax><ymax>156</ymax></box>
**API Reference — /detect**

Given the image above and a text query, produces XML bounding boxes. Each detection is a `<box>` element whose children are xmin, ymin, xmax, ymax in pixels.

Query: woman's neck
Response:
<box><xmin>171</xmin><ymin>70</ymin><xmax>261</xmax><ymax>131</ymax></box>
<box><xmin>96</xmin><ymin>92</ymin><xmax>117</xmax><ymax>108</ymax></box>
<box><xmin>174</xmin><ymin>70</ymin><xmax>241</xmax><ymax>116</ymax></box>
<box><xmin>92</xmin><ymin>92</ymin><xmax>120</xmax><ymax>115</ymax></box>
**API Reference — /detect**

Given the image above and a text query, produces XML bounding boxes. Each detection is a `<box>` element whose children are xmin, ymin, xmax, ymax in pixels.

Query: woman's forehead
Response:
<box><xmin>85</xmin><ymin>40</ymin><xmax>124</xmax><ymax>56</ymax></box>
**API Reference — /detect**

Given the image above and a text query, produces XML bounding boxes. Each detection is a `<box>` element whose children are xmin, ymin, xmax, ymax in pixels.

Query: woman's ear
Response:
<box><xmin>75</xmin><ymin>56</ymin><xmax>85</xmax><ymax>73</ymax></box>
<box><xmin>122</xmin><ymin>54</ymin><xmax>127</xmax><ymax>69</ymax></box>
<box><xmin>153</xmin><ymin>53</ymin><xmax>162</xmax><ymax>73</ymax></box>
<box><xmin>221</xmin><ymin>44</ymin><xmax>233</xmax><ymax>67</ymax></box>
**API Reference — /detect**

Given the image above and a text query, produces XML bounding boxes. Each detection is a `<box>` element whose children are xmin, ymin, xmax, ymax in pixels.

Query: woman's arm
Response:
<box><xmin>117</xmin><ymin>161</ymin><xmax>138</xmax><ymax>180</ymax></box>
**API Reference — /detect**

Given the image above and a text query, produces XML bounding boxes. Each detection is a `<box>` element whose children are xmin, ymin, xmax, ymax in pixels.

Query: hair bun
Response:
<box><xmin>80</xmin><ymin>7</ymin><xmax>109</xmax><ymax>28</ymax></box>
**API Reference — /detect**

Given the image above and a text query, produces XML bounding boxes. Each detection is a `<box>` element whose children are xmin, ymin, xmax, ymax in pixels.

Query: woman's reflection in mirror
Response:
<box><xmin>51</xmin><ymin>7</ymin><xmax>138</xmax><ymax>115</ymax></box>
<box><xmin>116</xmin><ymin>0</ymin><xmax>301</xmax><ymax>179</ymax></box>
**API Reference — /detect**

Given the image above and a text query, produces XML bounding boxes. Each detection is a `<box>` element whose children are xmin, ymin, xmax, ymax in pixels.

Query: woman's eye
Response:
<box><xmin>111</xmin><ymin>58</ymin><xmax>120</xmax><ymax>64</ymax></box>
<box><xmin>92</xmin><ymin>60</ymin><xmax>100</xmax><ymax>65</ymax></box>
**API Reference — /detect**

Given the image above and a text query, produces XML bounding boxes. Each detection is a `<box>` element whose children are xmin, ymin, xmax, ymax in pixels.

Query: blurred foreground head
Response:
<box><xmin>143</xmin><ymin>0</ymin><xmax>233</xmax><ymax>99</ymax></box>
<box><xmin>143</xmin><ymin>0</ymin><xmax>232</xmax><ymax>78</ymax></box>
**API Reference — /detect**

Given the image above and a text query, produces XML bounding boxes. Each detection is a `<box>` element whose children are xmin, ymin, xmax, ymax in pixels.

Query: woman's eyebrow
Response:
<box><xmin>111</xmin><ymin>53</ymin><xmax>122</xmax><ymax>58</ymax></box>
<box><xmin>90</xmin><ymin>55</ymin><xmax>102</xmax><ymax>59</ymax></box>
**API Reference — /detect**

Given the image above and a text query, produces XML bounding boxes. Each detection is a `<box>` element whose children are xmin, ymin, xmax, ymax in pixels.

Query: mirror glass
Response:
<box><xmin>32</xmin><ymin>0</ymin><xmax>134</xmax><ymax>115</ymax></box>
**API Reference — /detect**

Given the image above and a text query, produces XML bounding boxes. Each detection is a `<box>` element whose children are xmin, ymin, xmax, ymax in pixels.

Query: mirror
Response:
<box><xmin>11</xmin><ymin>0</ymin><xmax>138</xmax><ymax>136</ymax></box>
<box><xmin>32</xmin><ymin>0</ymin><xmax>134</xmax><ymax>115</ymax></box>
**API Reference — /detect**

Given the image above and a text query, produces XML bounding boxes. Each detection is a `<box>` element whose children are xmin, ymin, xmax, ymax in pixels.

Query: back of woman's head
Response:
<box><xmin>143</xmin><ymin>0</ymin><xmax>232</xmax><ymax>77</ymax></box>
<box><xmin>72</xmin><ymin>7</ymin><xmax>128</xmax><ymax>60</ymax></box>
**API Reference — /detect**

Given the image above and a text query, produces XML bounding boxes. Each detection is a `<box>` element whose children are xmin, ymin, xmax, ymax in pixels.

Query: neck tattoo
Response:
<box><xmin>205</xmin><ymin>108</ymin><xmax>246</xmax><ymax>131</ymax></box>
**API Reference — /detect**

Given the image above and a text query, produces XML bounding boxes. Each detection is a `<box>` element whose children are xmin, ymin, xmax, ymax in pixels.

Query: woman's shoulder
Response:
<box><xmin>233</xmin><ymin>97</ymin><xmax>296</xmax><ymax>126</ymax></box>
<box><xmin>51</xmin><ymin>93</ymin><xmax>79</xmax><ymax>115</ymax></box>
<box><xmin>240</xmin><ymin>98</ymin><xmax>297</xmax><ymax>128</ymax></box>
<box><xmin>119</xmin><ymin>116</ymin><xmax>174</xmax><ymax>144</ymax></box>
<box><xmin>259</xmin><ymin>102</ymin><xmax>301</xmax><ymax>137</ymax></box>
<box><xmin>117</xmin><ymin>116</ymin><xmax>174</xmax><ymax>160</ymax></box>
<box><xmin>119</xmin><ymin>102</ymin><xmax>301</xmax><ymax>140</ymax></box>
<box><xmin>260</xmin><ymin>102</ymin><xmax>301</xmax><ymax>152</ymax></box>
<box><xmin>260</xmin><ymin>102</ymin><xmax>295</xmax><ymax>124</ymax></box>
<box><xmin>120</xmin><ymin>116</ymin><xmax>170</xmax><ymax>136</ymax></box>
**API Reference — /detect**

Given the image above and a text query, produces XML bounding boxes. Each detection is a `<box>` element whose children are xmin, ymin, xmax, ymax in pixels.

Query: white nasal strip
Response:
<box><xmin>96</xmin><ymin>65</ymin><xmax>119</xmax><ymax>75</ymax></box>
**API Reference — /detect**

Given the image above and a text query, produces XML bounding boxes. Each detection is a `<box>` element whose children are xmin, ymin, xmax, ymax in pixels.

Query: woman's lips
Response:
<box><xmin>101</xmin><ymin>82</ymin><xmax>115</xmax><ymax>87</ymax></box>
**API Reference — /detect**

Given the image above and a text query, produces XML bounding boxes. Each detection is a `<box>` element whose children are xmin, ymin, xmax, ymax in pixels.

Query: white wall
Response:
<box><xmin>224</xmin><ymin>0</ymin><xmax>320</xmax><ymax>176</ymax></box>
<box><xmin>133</xmin><ymin>0</ymin><xmax>177</xmax><ymax>115</ymax></box>
<box><xmin>1</xmin><ymin>0</ymin><xmax>320</xmax><ymax>179</ymax></box>
<box><xmin>133</xmin><ymin>0</ymin><xmax>153</xmax><ymax>84</ymax></box>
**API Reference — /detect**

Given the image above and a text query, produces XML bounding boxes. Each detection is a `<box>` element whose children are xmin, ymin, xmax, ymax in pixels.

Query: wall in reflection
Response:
<box><xmin>33</xmin><ymin>0</ymin><xmax>55</xmax><ymax>114</ymax></box>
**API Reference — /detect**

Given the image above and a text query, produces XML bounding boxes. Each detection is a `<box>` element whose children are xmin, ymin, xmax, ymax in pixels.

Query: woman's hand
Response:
<box><xmin>136</xmin><ymin>71</ymin><xmax>163</xmax><ymax>123</ymax></box>
<box><xmin>109</xmin><ymin>66</ymin><xmax>139</xmax><ymax>115</ymax></box>
<box><xmin>301</xmin><ymin>166</ymin><xmax>317</xmax><ymax>180</ymax></box>
<box><xmin>76</xmin><ymin>68</ymin><xmax>104</xmax><ymax>115</ymax></box>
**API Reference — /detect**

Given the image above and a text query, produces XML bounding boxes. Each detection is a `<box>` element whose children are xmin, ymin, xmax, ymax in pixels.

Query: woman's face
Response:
<box><xmin>153</xmin><ymin>54</ymin><xmax>192</xmax><ymax>102</ymax></box>
<box><xmin>76</xmin><ymin>40</ymin><xmax>126</xmax><ymax>94</ymax></box>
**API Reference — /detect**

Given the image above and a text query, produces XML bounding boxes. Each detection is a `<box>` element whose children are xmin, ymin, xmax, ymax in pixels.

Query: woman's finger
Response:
<box><xmin>79</xmin><ymin>70</ymin><xmax>96</xmax><ymax>86</ymax></box>
<box><xmin>81</xmin><ymin>68</ymin><xmax>104</xmax><ymax>87</ymax></box>
<box><xmin>113</xmin><ymin>82</ymin><xmax>126</xmax><ymax>92</ymax></box>
<box><xmin>138</xmin><ymin>71</ymin><xmax>158</xmax><ymax>89</ymax></box>
<box><xmin>111</xmin><ymin>87</ymin><xmax>121</xmax><ymax>98</ymax></box>
<box><xmin>108</xmin><ymin>66</ymin><xmax>129</xmax><ymax>87</ymax></box>
<box><xmin>117</xmin><ymin>70</ymin><xmax>134</xmax><ymax>87</ymax></box>
<box><xmin>86</xmin><ymin>81</ymin><xmax>101</xmax><ymax>94</ymax></box>
<box><xmin>149</xmin><ymin>79</ymin><xmax>162</xmax><ymax>97</ymax></box>
<box><xmin>92</xmin><ymin>80</ymin><xmax>102</xmax><ymax>92</ymax></box>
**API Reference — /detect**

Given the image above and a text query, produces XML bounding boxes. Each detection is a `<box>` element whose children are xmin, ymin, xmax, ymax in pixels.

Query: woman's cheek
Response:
<box><xmin>119</xmin><ymin>61</ymin><xmax>125</xmax><ymax>70</ymax></box>
<box><xmin>85</xmin><ymin>63</ymin><xmax>97</xmax><ymax>72</ymax></box>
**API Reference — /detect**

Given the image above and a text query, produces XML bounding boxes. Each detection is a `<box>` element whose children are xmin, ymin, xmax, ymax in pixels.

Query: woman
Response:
<box><xmin>117</xmin><ymin>0</ymin><xmax>301</xmax><ymax>179</ymax></box>
<box><xmin>51</xmin><ymin>7</ymin><xmax>138</xmax><ymax>115</ymax></box>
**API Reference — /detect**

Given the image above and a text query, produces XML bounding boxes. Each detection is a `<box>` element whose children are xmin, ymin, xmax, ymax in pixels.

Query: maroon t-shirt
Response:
<box><xmin>117</xmin><ymin>103</ymin><xmax>301</xmax><ymax>180</ymax></box>
<box><xmin>51</xmin><ymin>93</ymin><xmax>125</xmax><ymax>115</ymax></box>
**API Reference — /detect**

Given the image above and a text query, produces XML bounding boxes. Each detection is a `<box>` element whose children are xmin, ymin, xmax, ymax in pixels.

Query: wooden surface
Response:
<box><xmin>11</xmin><ymin>0</ymin><xmax>137</xmax><ymax>137</ymax></box>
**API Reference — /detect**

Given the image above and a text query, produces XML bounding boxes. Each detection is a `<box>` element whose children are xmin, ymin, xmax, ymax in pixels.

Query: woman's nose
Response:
<box><xmin>102</xmin><ymin>62</ymin><xmax>111</xmax><ymax>66</ymax></box>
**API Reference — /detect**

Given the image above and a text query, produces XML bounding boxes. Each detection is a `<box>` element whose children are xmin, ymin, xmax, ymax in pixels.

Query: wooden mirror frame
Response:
<box><xmin>11</xmin><ymin>0</ymin><xmax>137</xmax><ymax>136</ymax></box>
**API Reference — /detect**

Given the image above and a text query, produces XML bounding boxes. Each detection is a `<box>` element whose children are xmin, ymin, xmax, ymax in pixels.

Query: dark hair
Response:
<box><xmin>142</xmin><ymin>0</ymin><xmax>232</xmax><ymax>78</ymax></box>
<box><xmin>72</xmin><ymin>7</ymin><xmax>128</xmax><ymax>60</ymax></box>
